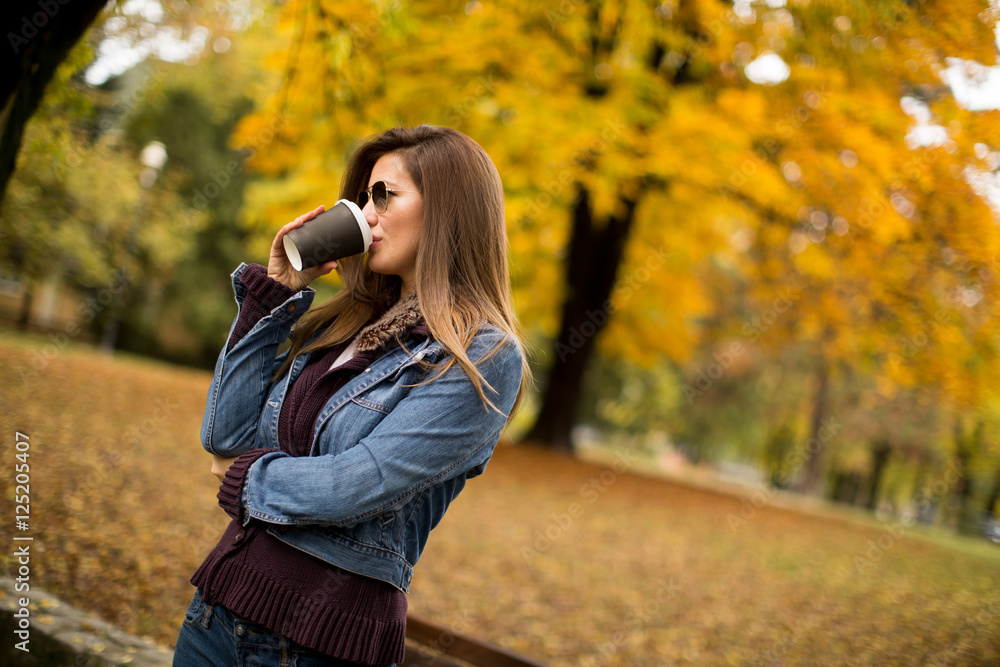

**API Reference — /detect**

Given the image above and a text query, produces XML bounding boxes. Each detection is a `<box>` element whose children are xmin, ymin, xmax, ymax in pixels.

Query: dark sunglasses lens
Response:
<box><xmin>356</xmin><ymin>190</ymin><xmax>369</xmax><ymax>209</ymax></box>
<box><xmin>372</xmin><ymin>182</ymin><xmax>388</xmax><ymax>212</ymax></box>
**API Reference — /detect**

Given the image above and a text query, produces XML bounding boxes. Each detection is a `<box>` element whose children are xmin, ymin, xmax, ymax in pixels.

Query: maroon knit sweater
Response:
<box><xmin>192</xmin><ymin>264</ymin><xmax>423</xmax><ymax>665</ymax></box>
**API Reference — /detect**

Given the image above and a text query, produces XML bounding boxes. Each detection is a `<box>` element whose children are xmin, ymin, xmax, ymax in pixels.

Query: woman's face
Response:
<box><xmin>362</xmin><ymin>152</ymin><xmax>423</xmax><ymax>294</ymax></box>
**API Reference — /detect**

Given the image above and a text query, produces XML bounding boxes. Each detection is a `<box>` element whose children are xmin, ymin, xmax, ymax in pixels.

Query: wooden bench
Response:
<box><xmin>403</xmin><ymin>613</ymin><xmax>549</xmax><ymax>667</ymax></box>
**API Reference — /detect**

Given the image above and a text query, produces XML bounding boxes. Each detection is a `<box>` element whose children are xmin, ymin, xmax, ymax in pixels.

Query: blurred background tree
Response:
<box><xmin>1</xmin><ymin>0</ymin><xmax>108</xmax><ymax>200</ymax></box>
<box><xmin>1</xmin><ymin>42</ymin><xmax>206</xmax><ymax>351</ymax></box>
<box><xmin>1</xmin><ymin>0</ymin><xmax>296</xmax><ymax>366</ymax></box>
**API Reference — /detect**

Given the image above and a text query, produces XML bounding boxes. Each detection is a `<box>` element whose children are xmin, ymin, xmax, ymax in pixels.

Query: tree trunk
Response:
<box><xmin>865</xmin><ymin>440</ymin><xmax>892</xmax><ymax>511</ymax></box>
<box><xmin>522</xmin><ymin>185</ymin><xmax>637</xmax><ymax>453</ymax></box>
<box><xmin>831</xmin><ymin>471</ymin><xmax>862</xmax><ymax>505</ymax></box>
<box><xmin>985</xmin><ymin>465</ymin><xmax>1000</xmax><ymax>519</ymax></box>
<box><xmin>17</xmin><ymin>281</ymin><xmax>32</xmax><ymax>331</ymax></box>
<box><xmin>952</xmin><ymin>420</ymin><xmax>982</xmax><ymax>535</ymax></box>
<box><xmin>796</xmin><ymin>362</ymin><xmax>830</xmax><ymax>496</ymax></box>
<box><xmin>1</xmin><ymin>0</ymin><xmax>107</xmax><ymax>202</ymax></box>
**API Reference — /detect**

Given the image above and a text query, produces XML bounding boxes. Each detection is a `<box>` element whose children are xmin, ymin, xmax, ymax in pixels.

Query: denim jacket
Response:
<box><xmin>200</xmin><ymin>263</ymin><xmax>523</xmax><ymax>592</ymax></box>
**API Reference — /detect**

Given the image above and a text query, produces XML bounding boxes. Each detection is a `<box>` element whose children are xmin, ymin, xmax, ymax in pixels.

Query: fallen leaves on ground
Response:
<box><xmin>1</xmin><ymin>332</ymin><xmax>997</xmax><ymax>665</ymax></box>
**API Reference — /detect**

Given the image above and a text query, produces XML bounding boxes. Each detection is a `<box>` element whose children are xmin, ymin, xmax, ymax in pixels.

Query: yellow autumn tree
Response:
<box><xmin>233</xmin><ymin>0</ymin><xmax>780</xmax><ymax>452</ymax></box>
<box><xmin>699</xmin><ymin>0</ymin><xmax>1000</xmax><ymax>497</ymax></box>
<box><xmin>230</xmin><ymin>0</ymin><xmax>1000</xmax><ymax>473</ymax></box>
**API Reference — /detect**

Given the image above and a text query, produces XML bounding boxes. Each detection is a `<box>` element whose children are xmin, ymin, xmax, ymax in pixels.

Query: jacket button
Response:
<box><xmin>286</xmin><ymin>303</ymin><xmax>297</xmax><ymax>313</ymax></box>
<box><xmin>232</xmin><ymin>527</ymin><xmax>246</xmax><ymax>545</ymax></box>
<box><xmin>235</xmin><ymin>624</ymin><xmax>248</xmax><ymax>638</ymax></box>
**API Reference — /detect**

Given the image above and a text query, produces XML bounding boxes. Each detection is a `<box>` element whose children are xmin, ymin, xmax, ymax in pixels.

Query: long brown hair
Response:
<box><xmin>274</xmin><ymin>125</ymin><xmax>530</xmax><ymax>414</ymax></box>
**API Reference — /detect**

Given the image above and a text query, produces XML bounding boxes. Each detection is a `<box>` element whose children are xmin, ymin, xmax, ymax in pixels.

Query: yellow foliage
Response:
<box><xmin>222</xmin><ymin>0</ymin><xmax>1000</xmax><ymax>416</ymax></box>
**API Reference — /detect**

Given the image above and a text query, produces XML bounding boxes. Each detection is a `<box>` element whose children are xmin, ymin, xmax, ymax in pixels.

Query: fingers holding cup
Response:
<box><xmin>268</xmin><ymin>206</ymin><xmax>325</xmax><ymax>289</ymax></box>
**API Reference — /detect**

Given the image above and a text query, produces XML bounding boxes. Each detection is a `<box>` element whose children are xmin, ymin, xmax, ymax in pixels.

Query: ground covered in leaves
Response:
<box><xmin>1</xmin><ymin>331</ymin><xmax>998</xmax><ymax>665</ymax></box>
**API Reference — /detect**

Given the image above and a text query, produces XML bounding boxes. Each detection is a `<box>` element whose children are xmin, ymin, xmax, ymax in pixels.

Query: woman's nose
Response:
<box><xmin>364</xmin><ymin>207</ymin><xmax>378</xmax><ymax>227</ymax></box>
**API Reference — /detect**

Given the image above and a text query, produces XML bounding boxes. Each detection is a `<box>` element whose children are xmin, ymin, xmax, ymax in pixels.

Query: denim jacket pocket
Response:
<box><xmin>350</xmin><ymin>396</ymin><xmax>391</xmax><ymax>415</ymax></box>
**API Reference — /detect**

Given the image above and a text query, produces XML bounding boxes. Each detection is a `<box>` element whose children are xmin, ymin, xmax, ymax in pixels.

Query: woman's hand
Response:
<box><xmin>211</xmin><ymin>454</ymin><xmax>239</xmax><ymax>482</ymax></box>
<box><xmin>267</xmin><ymin>205</ymin><xmax>342</xmax><ymax>291</ymax></box>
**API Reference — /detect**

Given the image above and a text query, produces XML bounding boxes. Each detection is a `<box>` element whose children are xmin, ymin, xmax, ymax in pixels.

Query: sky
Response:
<box><xmin>943</xmin><ymin>55</ymin><xmax>1000</xmax><ymax>112</ymax></box>
<box><xmin>84</xmin><ymin>0</ymin><xmax>253</xmax><ymax>85</ymax></box>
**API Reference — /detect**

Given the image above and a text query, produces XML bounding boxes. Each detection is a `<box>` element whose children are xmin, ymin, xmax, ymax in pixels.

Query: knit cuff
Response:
<box><xmin>217</xmin><ymin>449</ymin><xmax>272</xmax><ymax>523</ymax></box>
<box><xmin>227</xmin><ymin>265</ymin><xmax>299</xmax><ymax>353</ymax></box>
<box><xmin>240</xmin><ymin>263</ymin><xmax>298</xmax><ymax>310</ymax></box>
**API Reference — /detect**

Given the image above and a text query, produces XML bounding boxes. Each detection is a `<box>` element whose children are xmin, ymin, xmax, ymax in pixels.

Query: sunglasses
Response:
<box><xmin>356</xmin><ymin>181</ymin><xmax>421</xmax><ymax>214</ymax></box>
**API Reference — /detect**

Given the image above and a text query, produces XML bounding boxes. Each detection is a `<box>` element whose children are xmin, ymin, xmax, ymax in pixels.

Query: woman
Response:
<box><xmin>173</xmin><ymin>125</ymin><xmax>530</xmax><ymax>666</ymax></box>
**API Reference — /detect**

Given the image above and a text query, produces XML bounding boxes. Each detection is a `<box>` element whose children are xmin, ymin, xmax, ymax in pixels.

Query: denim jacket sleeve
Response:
<box><xmin>200</xmin><ymin>262</ymin><xmax>316</xmax><ymax>456</ymax></box>
<box><xmin>238</xmin><ymin>331</ymin><xmax>524</xmax><ymax>527</ymax></box>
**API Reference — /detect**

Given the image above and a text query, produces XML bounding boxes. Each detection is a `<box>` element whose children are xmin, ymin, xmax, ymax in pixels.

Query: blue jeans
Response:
<box><xmin>173</xmin><ymin>590</ymin><xmax>395</xmax><ymax>667</ymax></box>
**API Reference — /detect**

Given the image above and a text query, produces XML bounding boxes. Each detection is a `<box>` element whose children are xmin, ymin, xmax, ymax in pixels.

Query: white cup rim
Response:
<box><xmin>336</xmin><ymin>199</ymin><xmax>373</xmax><ymax>251</ymax></box>
<box><xmin>282</xmin><ymin>234</ymin><xmax>303</xmax><ymax>271</ymax></box>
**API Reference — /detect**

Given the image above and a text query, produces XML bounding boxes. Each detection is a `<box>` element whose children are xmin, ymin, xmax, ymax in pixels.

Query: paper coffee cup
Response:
<box><xmin>282</xmin><ymin>200</ymin><xmax>372</xmax><ymax>271</ymax></box>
